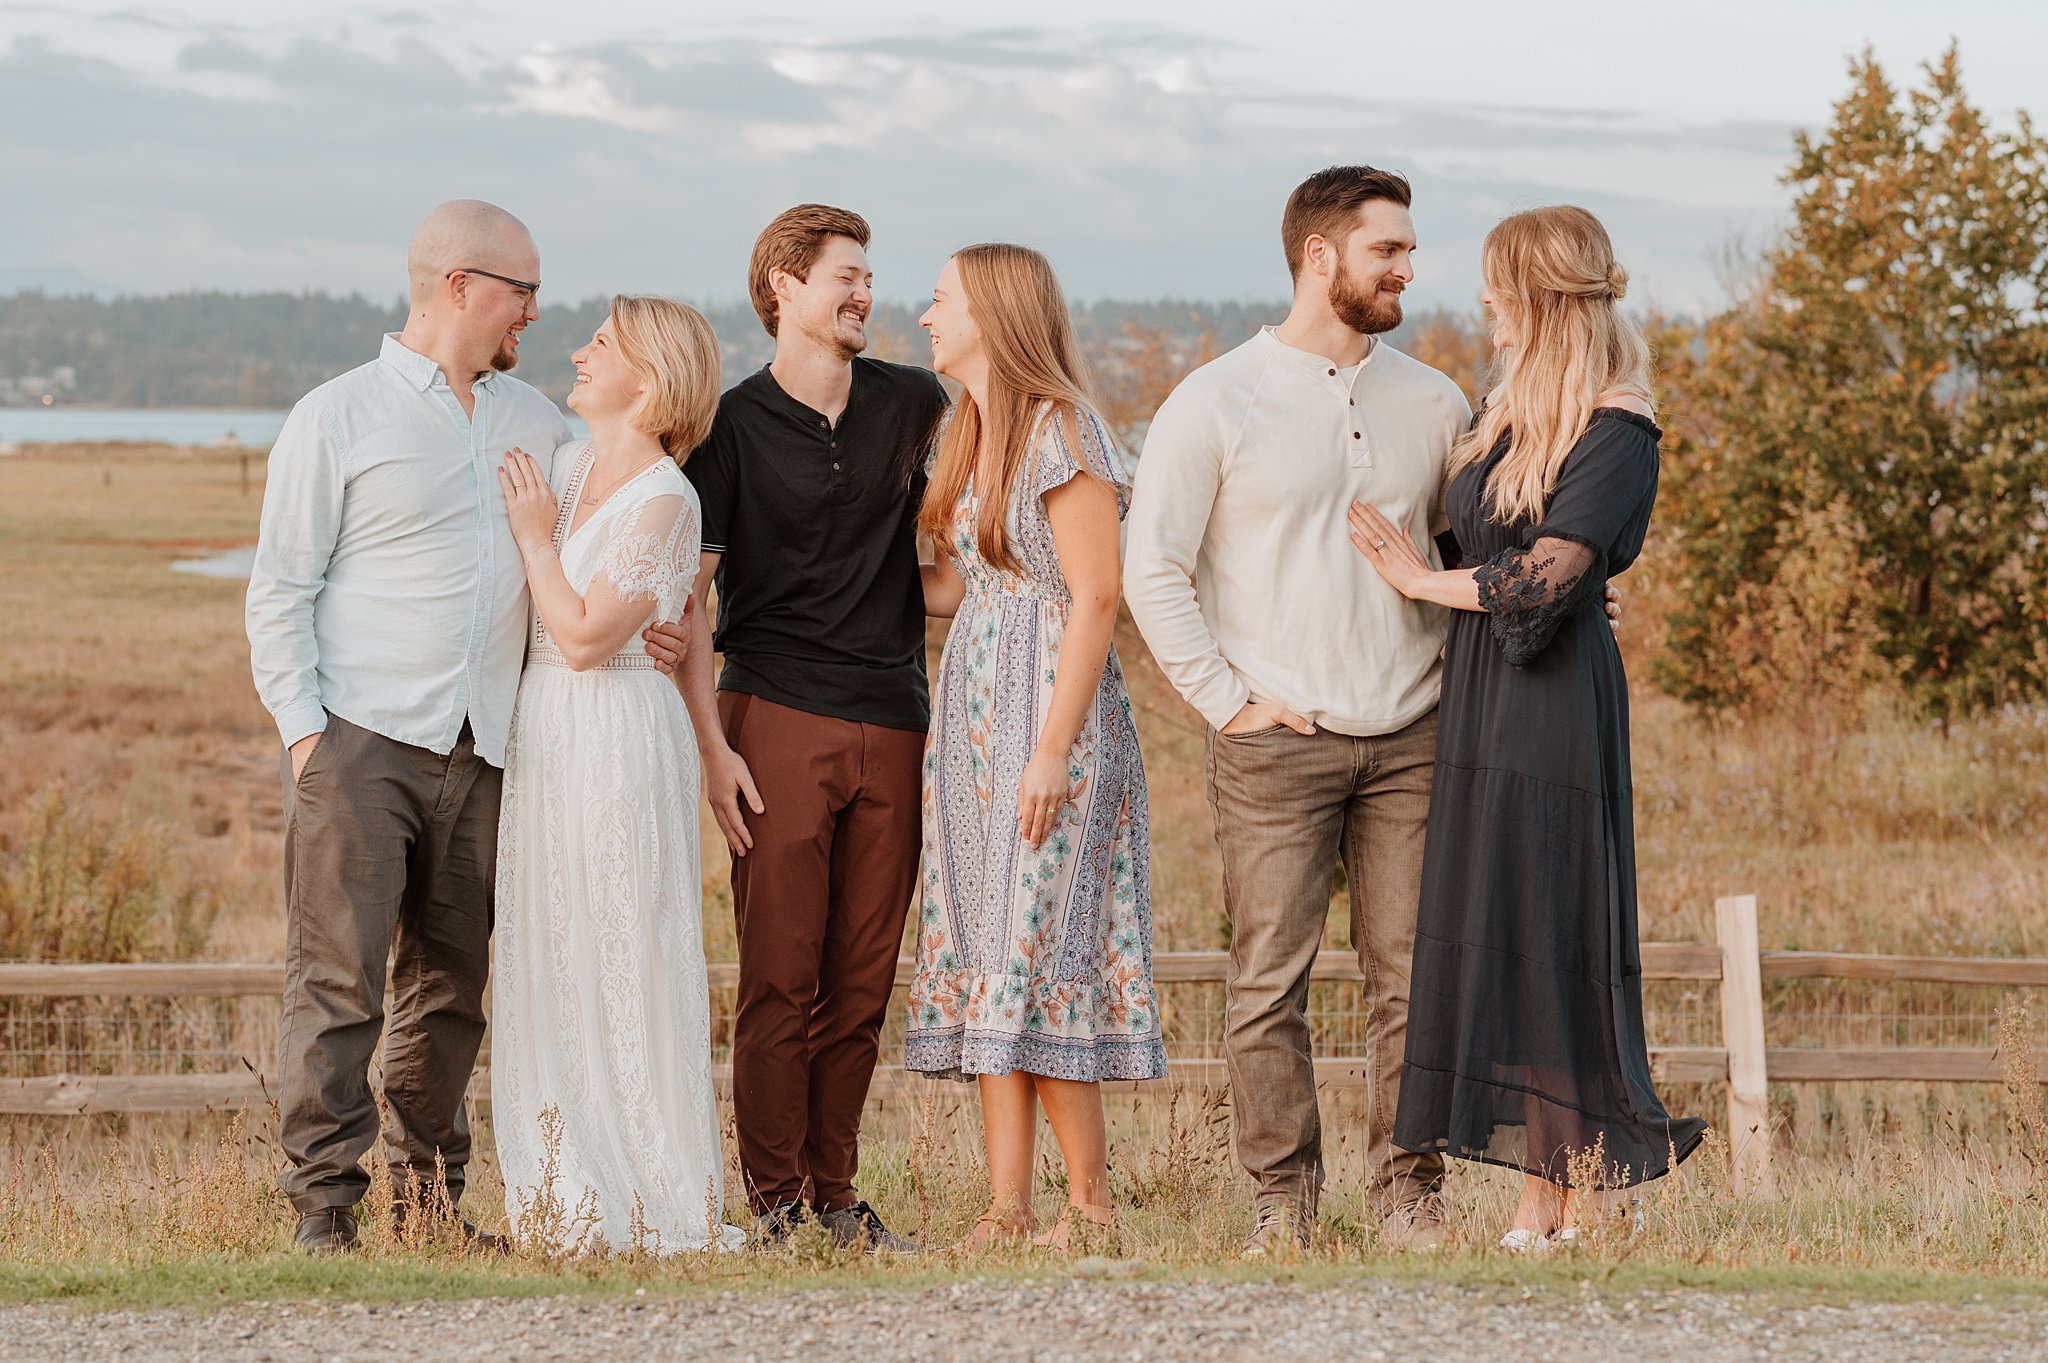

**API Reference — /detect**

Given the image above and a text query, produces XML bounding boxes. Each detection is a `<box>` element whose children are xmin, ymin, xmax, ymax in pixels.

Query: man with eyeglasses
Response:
<box><xmin>247</xmin><ymin>198</ymin><xmax>570</xmax><ymax>1254</ymax></box>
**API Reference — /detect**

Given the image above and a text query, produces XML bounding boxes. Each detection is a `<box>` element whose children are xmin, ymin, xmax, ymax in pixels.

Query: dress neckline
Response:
<box><xmin>556</xmin><ymin>443</ymin><xmax>671</xmax><ymax>549</ymax></box>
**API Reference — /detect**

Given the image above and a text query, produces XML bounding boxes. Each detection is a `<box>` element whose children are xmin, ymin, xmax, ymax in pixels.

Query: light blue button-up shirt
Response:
<box><xmin>246</xmin><ymin>334</ymin><xmax>571</xmax><ymax>767</ymax></box>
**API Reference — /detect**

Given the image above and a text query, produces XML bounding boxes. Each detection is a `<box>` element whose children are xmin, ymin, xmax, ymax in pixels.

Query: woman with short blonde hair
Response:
<box><xmin>1350</xmin><ymin>205</ymin><xmax>1706</xmax><ymax>1248</ymax></box>
<box><xmin>607</xmin><ymin>292</ymin><xmax>722</xmax><ymax>458</ymax></box>
<box><xmin>488</xmin><ymin>294</ymin><xmax>745</xmax><ymax>1252</ymax></box>
<box><xmin>907</xmin><ymin>243</ymin><xmax>1167</xmax><ymax>1251</ymax></box>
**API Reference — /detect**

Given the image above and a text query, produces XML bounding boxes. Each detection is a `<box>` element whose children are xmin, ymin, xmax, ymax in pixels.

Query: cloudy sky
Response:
<box><xmin>3</xmin><ymin>1</ymin><xmax>2041</xmax><ymax>315</ymax></box>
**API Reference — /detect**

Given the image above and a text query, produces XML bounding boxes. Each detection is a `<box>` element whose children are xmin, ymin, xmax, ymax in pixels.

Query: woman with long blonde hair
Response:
<box><xmin>1349</xmin><ymin>207</ymin><xmax>1706</xmax><ymax>1247</ymax></box>
<box><xmin>905</xmin><ymin>243</ymin><xmax>1166</xmax><ymax>1250</ymax></box>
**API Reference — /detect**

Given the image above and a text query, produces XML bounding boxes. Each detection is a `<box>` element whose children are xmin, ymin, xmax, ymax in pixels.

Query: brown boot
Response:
<box><xmin>1240</xmin><ymin>1198</ymin><xmax>1312</xmax><ymax>1258</ymax></box>
<box><xmin>1379</xmin><ymin>1195</ymin><xmax>1449</xmax><ymax>1252</ymax></box>
<box><xmin>295</xmin><ymin>1207</ymin><xmax>359</xmax><ymax>1255</ymax></box>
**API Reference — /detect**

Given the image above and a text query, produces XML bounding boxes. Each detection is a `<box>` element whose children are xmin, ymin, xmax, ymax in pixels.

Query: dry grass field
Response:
<box><xmin>3</xmin><ymin>443</ymin><xmax>2047</xmax><ymax>1302</ymax></box>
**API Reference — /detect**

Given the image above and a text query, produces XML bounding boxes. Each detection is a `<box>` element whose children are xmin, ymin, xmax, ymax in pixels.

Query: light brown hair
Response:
<box><xmin>916</xmin><ymin>243</ymin><xmax>1107</xmax><ymax>575</ymax></box>
<box><xmin>1450</xmin><ymin>206</ymin><xmax>1653</xmax><ymax>525</ymax></box>
<box><xmin>608</xmin><ymin>294</ymin><xmax>721</xmax><ymax>459</ymax></box>
<box><xmin>747</xmin><ymin>203</ymin><xmax>872</xmax><ymax>337</ymax></box>
<box><xmin>1280</xmin><ymin>165</ymin><xmax>1412</xmax><ymax>281</ymax></box>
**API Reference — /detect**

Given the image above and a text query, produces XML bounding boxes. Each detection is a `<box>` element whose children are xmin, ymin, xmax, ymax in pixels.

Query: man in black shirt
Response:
<box><xmin>648</xmin><ymin>204</ymin><xmax>944</xmax><ymax>1252</ymax></box>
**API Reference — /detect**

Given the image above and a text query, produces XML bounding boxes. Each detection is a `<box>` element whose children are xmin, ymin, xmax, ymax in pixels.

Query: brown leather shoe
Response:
<box><xmin>295</xmin><ymin>1207</ymin><xmax>359</xmax><ymax>1255</ymax></box>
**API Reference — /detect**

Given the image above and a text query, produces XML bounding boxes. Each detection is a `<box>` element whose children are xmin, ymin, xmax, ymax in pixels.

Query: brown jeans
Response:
<box><xmin>1204</xmin><ymin>708</ymin><xmax>1445</xmax><ymax>1218</ymax></box>
<box><xmin>275</xmin><ymin>714</ymin><xmax>500</xmax><ymax>1215</ymax></box>
<box><xmin>718</xmin><ymin>691</ymin><xmax>923</xmax><ymax>1215</ymax></box>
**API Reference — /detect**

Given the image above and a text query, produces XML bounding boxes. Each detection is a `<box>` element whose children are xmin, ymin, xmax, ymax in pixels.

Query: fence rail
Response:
<box><xmin>6</xmin><ymin>894</ymin><xmax>2047</xmax><ymax>1192</ymax></box>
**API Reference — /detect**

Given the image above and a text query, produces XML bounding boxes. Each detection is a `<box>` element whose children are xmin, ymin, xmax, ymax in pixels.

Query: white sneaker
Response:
<box><xmin>1498</xmin><ymin>1227</ymin><xmax>1552</xmax><ymax>1254</ymax></box>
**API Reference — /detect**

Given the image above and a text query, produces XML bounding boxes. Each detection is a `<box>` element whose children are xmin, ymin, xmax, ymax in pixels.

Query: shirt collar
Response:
<box><xmin>752</xmin><ymin>358</ymin><xmax>863</xmax><ymax>426</ymax></box>
<box><xmin>1257</xmin><ymin>325</ymin><xmax>1379</xmax><ymax>382</ymax></box>
<box><xmin>379</xmin><ymin>333</ymin><xmax>499</xmax><ymax>393</ymax></box>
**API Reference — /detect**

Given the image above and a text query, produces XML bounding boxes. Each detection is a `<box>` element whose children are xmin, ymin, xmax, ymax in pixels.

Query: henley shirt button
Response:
<box><xmin>1327</xmin><ymin>368</ymin><xmax>1336</xmax><ymax>376</ymax></box>
<box><xmin>1353</xmin><ymin>431</ymin><xmax>1362</xmax><ymax>439</ymax></box>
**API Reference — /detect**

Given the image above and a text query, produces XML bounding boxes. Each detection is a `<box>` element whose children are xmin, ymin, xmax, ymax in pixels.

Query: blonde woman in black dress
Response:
<box><xmin>1348</xmin><ymin>205</ymin><xmax>1705</xmax><ymax>1249</ymax></box>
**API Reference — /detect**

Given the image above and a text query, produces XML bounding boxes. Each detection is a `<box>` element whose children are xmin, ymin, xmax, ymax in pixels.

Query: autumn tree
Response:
<box><xmin>1656</xmin><ymin>47</ymin><xmax>2048</xmax><ymax>719</ymax></box>
<box><xmin>1393</xmin><ymin>307</ymin><xmax>1492</xmax><ymax>405</ymax></box>
<box><xmin>1089</xmin><ymin>316</ymin><xmax>1221</xmax><ymax>451</ymax></box>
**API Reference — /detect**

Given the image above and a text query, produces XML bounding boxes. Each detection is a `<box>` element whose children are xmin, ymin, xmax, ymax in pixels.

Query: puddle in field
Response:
<box><xmin>170</xmin><ymin>546</ymin><xmax>256</xmax><ymax>579</ymax></box>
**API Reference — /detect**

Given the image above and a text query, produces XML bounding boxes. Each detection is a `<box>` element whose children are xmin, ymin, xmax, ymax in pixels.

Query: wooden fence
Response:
<box><xmin>4</xmin><ymin>894</ymin><xmax>2046</xmax><ymax>1192</ymax></box>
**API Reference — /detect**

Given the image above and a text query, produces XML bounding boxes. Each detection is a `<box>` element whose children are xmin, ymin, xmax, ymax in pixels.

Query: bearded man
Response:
<box><xmin>1124</xmin><ymin>166</ymin><xmax>1468</xmax><ymax>1255</ymax></box>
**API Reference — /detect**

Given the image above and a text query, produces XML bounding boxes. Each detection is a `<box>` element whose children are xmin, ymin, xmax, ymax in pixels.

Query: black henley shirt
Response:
<box><xmin>684</xmin><ymin>357</ymin><xmax>948</xmax><ymax>732</ymax></box>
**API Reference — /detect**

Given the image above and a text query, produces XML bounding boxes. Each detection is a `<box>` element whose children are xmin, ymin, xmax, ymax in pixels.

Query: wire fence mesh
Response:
<box><xmin>2</xmin><ymin>967</ymin><xmax>2043</xmax><ymax>1081</ymax></box>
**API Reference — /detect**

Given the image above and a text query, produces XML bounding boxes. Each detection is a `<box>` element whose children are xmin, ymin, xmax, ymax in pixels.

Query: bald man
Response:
<box><xmin>247</xmin><ymin>199</ymin><xmax>570</xmax><ymax>1253</ymax></box>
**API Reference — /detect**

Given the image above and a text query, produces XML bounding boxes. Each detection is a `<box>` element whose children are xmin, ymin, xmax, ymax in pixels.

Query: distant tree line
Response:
<box><xmin>0</xmin><ymin>289</ymin><xmax>1287</xmax><ymax>414</ymax></box>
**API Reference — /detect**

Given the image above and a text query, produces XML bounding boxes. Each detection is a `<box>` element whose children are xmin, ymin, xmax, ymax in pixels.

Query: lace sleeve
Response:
<box><xmin>592</xmin><ymin>492</ymin><xmax>696</xmax><ymax>615</ymax></box>
<box><xmin>1474</xmin><ymin>535</ymin><xmax>1605</xmax><ymax>667</ymax></box>
<box><xmin>1475</xmin><ymin>416</ymin><xmax>1661</xmax><ymax>667</ymax></box>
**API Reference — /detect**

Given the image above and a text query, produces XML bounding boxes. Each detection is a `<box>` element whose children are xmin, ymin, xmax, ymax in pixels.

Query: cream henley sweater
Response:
<box><xmin>1124</xmin><ymin>327</ymin><xmax>1472</xmax><ymax>737</ymax></box>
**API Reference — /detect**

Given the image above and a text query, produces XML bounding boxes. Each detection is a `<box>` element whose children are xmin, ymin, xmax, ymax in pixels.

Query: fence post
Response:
<box><xmin>1715</xmin><ymin>893</ymin><xmax>1770</xmax><ymax>1191</ymax></box>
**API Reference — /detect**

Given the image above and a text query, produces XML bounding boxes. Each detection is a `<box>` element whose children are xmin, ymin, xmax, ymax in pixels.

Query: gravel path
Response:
<box><xmin>4</xmin><ymin>1278</ymin><xmax>2043</xmax><ymax>1362</ymax></box>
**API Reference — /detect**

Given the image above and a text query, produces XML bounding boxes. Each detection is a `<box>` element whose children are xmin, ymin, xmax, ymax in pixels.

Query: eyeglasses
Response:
<box><xmin>448</xmin><ymin>267</ymin><xmax>541</xmax><ymax>301</ymax></box>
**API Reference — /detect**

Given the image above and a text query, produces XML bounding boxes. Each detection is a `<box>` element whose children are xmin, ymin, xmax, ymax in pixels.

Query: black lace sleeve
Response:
<box><xmin>1474</xmin><ymin>534</ymin><xmax>1606</xmax><ymax>667</ymax></box>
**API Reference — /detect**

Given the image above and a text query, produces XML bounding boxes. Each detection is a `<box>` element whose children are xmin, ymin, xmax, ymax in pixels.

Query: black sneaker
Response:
<box><xmin>753</xmin><ymin>1200</ymin><xmax>813</xmax><ymax>1248</ymax></box>
<box><xmin>295</xmin><ymin>1207</ymin><xmax>359</xmax><ymax>1255</ymax></box>
<box><xmin>818</xmin><ymin>1200</ymin><xmax>920</xmax><ymax>1254</ymax></box>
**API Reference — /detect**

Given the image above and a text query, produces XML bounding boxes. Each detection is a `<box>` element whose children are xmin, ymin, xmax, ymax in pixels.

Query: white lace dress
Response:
<box><xmin>491</xmin><ymin>441</ymin><xmax>742</xmax><ymax>1253</ymax></box>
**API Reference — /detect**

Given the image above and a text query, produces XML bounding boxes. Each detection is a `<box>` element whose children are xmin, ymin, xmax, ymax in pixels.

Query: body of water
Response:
<box><xmin>0</xmin><ymin>407</ymin><xmax>588</xmax><ymax>447</ymax></box>
<box><xmin>170</xmin><ymin>547</ymin><xmax>258</xmax><ymax>580</ymax></box>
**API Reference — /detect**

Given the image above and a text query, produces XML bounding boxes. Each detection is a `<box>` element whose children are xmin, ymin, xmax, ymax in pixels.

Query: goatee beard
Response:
<box><xmin>491</xmin><ymin>343</ymin><xmax>520</xmax><ymax>373</ymax></box>
<box><xmin>1330</xmin><ymin>267</ymin><xmax>1403</xmax><ymax>336</ymax></box>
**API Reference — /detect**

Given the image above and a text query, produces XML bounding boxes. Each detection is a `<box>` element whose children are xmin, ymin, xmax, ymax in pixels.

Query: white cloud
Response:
<box><xmin>0</xmin><ymin>17</ymin><xmax>1814</xmax><ymax>313</ymax></box>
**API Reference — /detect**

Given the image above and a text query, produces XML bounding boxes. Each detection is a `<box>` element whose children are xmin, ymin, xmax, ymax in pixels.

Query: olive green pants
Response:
<box><xmin>275</xmin><ymin>714</ymin><xmax>500</xmax><ymax>1215</ymax></box>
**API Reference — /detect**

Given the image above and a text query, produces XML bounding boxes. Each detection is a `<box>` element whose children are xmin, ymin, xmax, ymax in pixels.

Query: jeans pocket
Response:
<box><xmin>1219</xmin><ymin>723</ymin><xmax>1287</xmax><ymax>741</ymax></box>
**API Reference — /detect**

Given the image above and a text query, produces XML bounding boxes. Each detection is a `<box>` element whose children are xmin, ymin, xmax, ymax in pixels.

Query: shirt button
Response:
<box><xmin>1327</xmin><ymin>368</ymin><xmax>1336</xmax><ymax>376</ymax></box>
<box><xmin>819</xmin><ymin>419</ymin><xmax>828</xmax><ymax>429</ymax></box>
<box><xmin>1353</xmin><ymin>431</ymin><xmax>1362</xmax><ymax>439</ymax></box>
<box><xmin>832</xmin><ymin>462</ymin><xmax>841</xmax><ymax>470</ymax></box>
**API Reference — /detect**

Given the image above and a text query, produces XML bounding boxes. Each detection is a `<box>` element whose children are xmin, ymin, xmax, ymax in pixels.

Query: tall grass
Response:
<box><xmin>3</xmin><ymin>447</ymin><xmax>2047</xmax><ymax>1295</ymax></box>
<box><xmin>5</xmin><ymin>1071</ymin><xmax>2048</xmax><ymax>1290</ymax></box>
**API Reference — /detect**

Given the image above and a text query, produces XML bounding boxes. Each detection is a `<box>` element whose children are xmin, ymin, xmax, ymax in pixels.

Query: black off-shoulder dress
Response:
<box><xmin>1392</xmin><ymin>408</ymin><xmax>1708</xmax><ymax>1186</ymax></box>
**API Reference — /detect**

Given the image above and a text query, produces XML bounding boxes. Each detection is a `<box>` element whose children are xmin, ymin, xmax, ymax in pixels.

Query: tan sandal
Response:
<box><xmin>1032</xmin><ymin>1202</ymin><xmax>1117</xmax><ymax>1253</ymax></box>
<box><xmin>956</xmin><ymin>1210</ymin><xmax>1032</xmax><ymax>1252</ymax></box>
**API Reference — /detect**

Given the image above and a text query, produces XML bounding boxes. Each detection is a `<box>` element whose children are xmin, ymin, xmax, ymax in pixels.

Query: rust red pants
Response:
<box><xmin>717</xmin><ymin>691</ymin><xmax>924</xmax><ymax>1214</ymax></box>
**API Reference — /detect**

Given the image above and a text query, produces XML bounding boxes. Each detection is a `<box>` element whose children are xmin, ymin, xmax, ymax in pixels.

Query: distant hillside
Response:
<box><xmin>0</xmin><ymin>291</ymin><xmax>1294</xmax><ymax>410</ymax></box>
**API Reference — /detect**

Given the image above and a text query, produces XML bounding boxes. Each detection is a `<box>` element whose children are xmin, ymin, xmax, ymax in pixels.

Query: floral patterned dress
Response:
<box><xmin>905</xmin><ymin>405</ymin><xmax>1167</xmax><ymax>1084</ymax></box>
